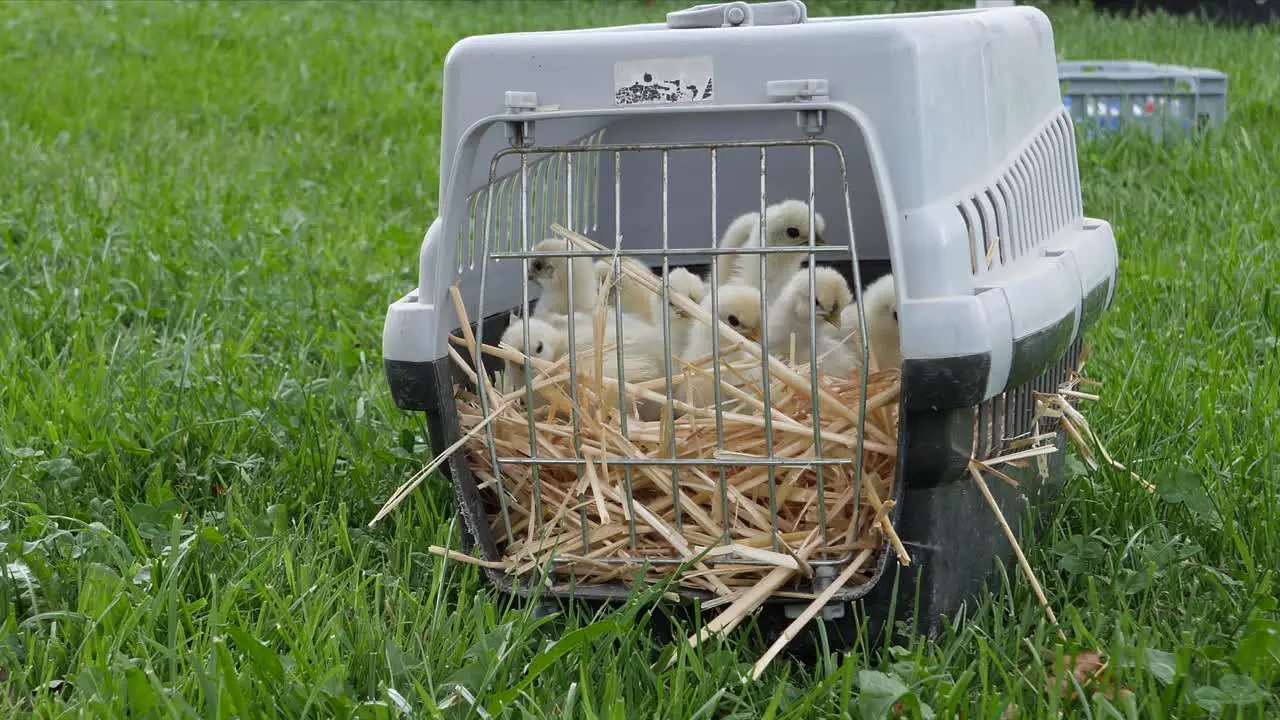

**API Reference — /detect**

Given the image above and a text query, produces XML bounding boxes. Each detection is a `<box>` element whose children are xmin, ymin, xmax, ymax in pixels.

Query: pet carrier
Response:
<box><xmin>382</xmin><ymin>1</ymin><xmax>1119</xmax><ymax>640</ymax></box>
<box><xmin>1058</xmin><ymin>60</ymin><xmax>1229</xmax><ymax>141</ymax></box>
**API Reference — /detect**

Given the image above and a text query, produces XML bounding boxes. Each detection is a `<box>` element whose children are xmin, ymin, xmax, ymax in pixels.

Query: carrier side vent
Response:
<box><xmin>456</xmin><ymin>128</ymin><xmax>607</xmax><ymax>269</ymax></box>
<box><xmin>958</xmin><ymin>110</ymin><xmax>1082</xmax><ymax>277</ymax></box>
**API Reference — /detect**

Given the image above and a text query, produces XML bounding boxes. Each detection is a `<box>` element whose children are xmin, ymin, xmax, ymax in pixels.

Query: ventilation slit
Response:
<box><xmin>1010</xmin><ymin>160</ymin><xmax>1031</xmax><ymax>257</ymax></box>
<box><xmin>974</xmin><ymin>192</ymin><xmax>998</xmax><ymax>271</ymax></box>
<box><xmin>985</xmin><ymin>187</ymin><xmax>1008</xmax><ymax>266</ymax></box>
<box><xmin>1026</xmin><ymin>144</ymin><xmax>1047</xmax><ymax>249</ymax></box>
<box><xmin>1035</xmin><ymin>135</ymin><xmax>1061</xmax><ymax>238</ymax></box>
<box><xmin>1048</xmin><ymin>122</ymin><xmax>1068</xmax><ymax>231</ymax></box>
<box><xmin>996</xmin><ymin>178</ymin><xmax>1018</xmax><ymax>261</ymax></box>
<box><xmin>957</xmin><ymin>201</ymin><xmax>979</xmax><ymax>275</ymax></box>
<box><xmin>993</xmin><ymin>392</ymin><xmax>1007</xmax><ymax>453</ymax></box>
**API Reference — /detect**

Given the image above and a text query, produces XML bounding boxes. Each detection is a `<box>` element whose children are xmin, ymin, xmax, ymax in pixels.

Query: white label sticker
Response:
<box><xmin>613</xmin><ymin>56</ymin><xmax>714</xmax><ymax>106</ymax></box>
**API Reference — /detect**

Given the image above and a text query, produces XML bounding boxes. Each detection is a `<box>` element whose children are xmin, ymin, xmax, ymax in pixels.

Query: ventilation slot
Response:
<box><xmin>995</xmin><ymin>178</ymin><xmax>1018</xmax><ymax>262</ymax></box>
<box><xmin>457</xmin><ymin>128</ymin><xmax>607</xmax><ymax>269</ymax></box>
<box><xmin>1011</xmin><ymin>158</ymin><xmax>1034</xmax><ymax>258</ymax></box>
<box><xmin>991</xmin><ymin>392</ymin><xmax>1007</xmax><ymax>457</ymax></box>
<box><xmin>956</xmin><ymin>200</ymin><xmax>975</xmax><ymax>274</ymax></box>
<box><xmin>963</xmin><ymin>110</ymin><xmax>1082</xmax><ymax>276</ymax></box>
<box><xmin>973</xmin><ymin>192</ymin><xmax>1000</xmax><ymax>272</ymax></box>
<box><xmin>1025</xmin><ymin>142</ymin><xmax>1047</xmax><ymax>248</ymax></box>
<box><xmin>985</xmin><ymin>187</ymin><xmax>1010</xmax><ymax>267</ymax></box>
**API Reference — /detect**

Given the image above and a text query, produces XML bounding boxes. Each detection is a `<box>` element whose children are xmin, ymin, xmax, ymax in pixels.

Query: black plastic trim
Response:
<box><xmin>1078</xmin><ymin>277</ymin><xmax>1111</xmax><ymax>335</ymax></box>
<box><xmin>1006</xmin><ymin>311</ymin><xmax>1077</xmax><ymax>390</ymax></box>
<box><xmin>385</xmin><ymin>359</ymin><xmax>437</xmax><ymax>412</ymax></box>
<box><xmin>896</xmin><ymin>406</ymin><xmax>978</xmax><ymax>491</ymax></box>
<box><xmin>900</xmin><ymin>353</ymin><xmax>991</xmax><ymax>411</ymax></box>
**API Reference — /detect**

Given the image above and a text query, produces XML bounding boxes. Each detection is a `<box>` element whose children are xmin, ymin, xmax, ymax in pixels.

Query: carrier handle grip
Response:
<box><xmin>667</xmin><ymin>0</ymin><xmax>807</xmax><ymax>29</ymax></box>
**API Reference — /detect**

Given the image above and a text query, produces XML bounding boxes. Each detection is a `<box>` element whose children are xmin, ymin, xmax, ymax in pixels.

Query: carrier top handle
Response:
<box><xmin>667</xmin><ymin>0</ymin><xmax>808</xmax><ymax>29</ymax></box>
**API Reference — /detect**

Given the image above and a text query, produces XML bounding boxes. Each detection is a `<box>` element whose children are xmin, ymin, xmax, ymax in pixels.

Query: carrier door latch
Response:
<box><xmin>667</xmin><ymin>0</ymin><xmax>808</xmax><ymax>29</ymax></box>
<box><xmin>766</xmin><ymin>78</ymin><xmax>829</xmax><ymax>135</ymax></box>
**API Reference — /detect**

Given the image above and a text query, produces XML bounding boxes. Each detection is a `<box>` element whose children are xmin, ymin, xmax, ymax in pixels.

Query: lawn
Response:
<box><xmin>1</xmin><ymin>0</ymin><xmax>1277</xmax><ymax>717</ymax></box>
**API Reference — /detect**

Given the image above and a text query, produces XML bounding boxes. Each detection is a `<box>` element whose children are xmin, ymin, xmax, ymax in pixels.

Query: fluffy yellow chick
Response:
<box><xmin>820</xmin><ymin>271</ymin><xmax>901</xmax><ymax>376</ymax></box>
<box><xmin>498</xmin><ymin>314</ymin><xmax>567</xmax><ymax>405</ymax></box>
<box><xmin>675</xmin><ymin>284</ymin><xmax>766</xmax><ymax>405</ymax></box>
<box><xmin>655</xmin><ymin>267</ymin><xmax>708</xmax><ymax>357</ymax></box>
<box><xmin>767</xmin><ymin>266</ymin><xmax>852</xmax><ymax>369</ymax></box>
<box><xmin>713</xmin><ymin>209</ymin><xmax>763</xmax><ymax>285</ymax></box>
<box><xmin>527</xmin><ymin>237</ymin><xmax>599</xmax><ymax>318</ymax></box>
<box><xmin>682</xmin><ymin>284</ymin><xmax>762</xmax><ymax>362</ymax></box>
<box><xmin>546</xmin><ymin>310</ymin><xmax>669</xmax><ymax>421</ymax></box>
<box><xmin>859</xmin><ymin>272</ymin><xmax>901</xmax><ymax>370</ymax></box>
<box><xmin>729</xmin><ymin>198</ymin><xmax>827</xmax><ymax>305</ymax></box>
<box><xmin>594</xmin><ymin>256</ymin><xmax>658</xmax><ymax>323</ymax></box>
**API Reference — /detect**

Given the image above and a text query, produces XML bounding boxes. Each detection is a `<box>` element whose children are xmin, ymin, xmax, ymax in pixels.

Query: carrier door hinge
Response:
<box><xmin>766</xmin><ymin>78</ymin><xmax>828</xmax><ymax>136</ymax></box>
<box><xmin>504</xmin><ymin>91</ymin><xmax>538</xmax><ymax>147</ymax></box>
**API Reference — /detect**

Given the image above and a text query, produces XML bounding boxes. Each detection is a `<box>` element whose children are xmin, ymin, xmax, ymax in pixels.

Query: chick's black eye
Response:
<box><xmin>727</xmin><ymin>314</ymin><xmax>740</xmax><ymax>327</ymax></box>
<box><xmin>534</xmin><ymin>341</ymin><xmax>544</xmax><ymax>355</ymax></box>
<box><xmin>532</xmin><ymin>260</ymin><xmax>543</xmax><ymax>271</ymax></box>
<box><xmin>786</xmin><ymin>227</ymin><xmax>800</xmax><ymax>239</ymax></box>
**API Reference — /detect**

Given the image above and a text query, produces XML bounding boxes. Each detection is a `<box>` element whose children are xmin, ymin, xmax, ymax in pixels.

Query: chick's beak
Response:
<box><xmin>746</xmin><ymin>327</ymin><xmax>761</xmax><ymax>343</ymax></box>
<box><xmin>822</xmin><ymin>310</ymin><xmax>841</xmax><ymax>328</ymax></box>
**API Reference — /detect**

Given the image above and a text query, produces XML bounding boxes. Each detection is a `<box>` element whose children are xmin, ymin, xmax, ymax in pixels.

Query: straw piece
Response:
<box><xmin>748</xmin><ymin>547</ymin><xmax>874</xmax><ymax>680</ymax></box>
<box><xmin>428</xmin><ymin>545</ymin><xmax>511</xmax><ymax>571</ymax></box>
<box><xmin>862</xmin><ymin>479</ymin><xmax>911</xmax><ymax>566</ymax></box>
<box><xmin>970</xmin><ymin>458</ymin><xmax>1021</xmax><ymax>488</ymax></box>
<box><xmin>685</xmin><ymin>532</ymin><xmax>822</xmax><ymax>650</ymax></box>
<box><xmin>967</xmin><ymin>461</ymin><xmax>1063</xmax><ymax>638</ymax></box>
<box><xmin>700</xmin><ymin>544</ymin><xmax>800</xmax><ymax>570</ymax></box>
<box><xmin>984</xmin><ymin>444</ymin><xmax>1059</xmax><ymax>467</ymax></box>
<box><xmin>367</xmin><ymin>398</ymin><xmax>509</xmax><ymax>527</ymax></box>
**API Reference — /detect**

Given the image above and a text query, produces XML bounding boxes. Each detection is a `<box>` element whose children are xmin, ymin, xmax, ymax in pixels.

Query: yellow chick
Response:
<box><xmin>682</xmin><ymin>284</ymin><xmax>762</xmax><ymax>362</ymax></box>
<box><xmin>767</xmin><ymin>266</ymin><xmax>852</xmax><ymax>370</ymax></box>
<box><xmin>594</xmin><ymin>256</ymin><xmax>659</xmax><ymax>324</ymax></box>
<box><xmin>498</xmin><ymin>314</ymin><xmax>568</xmax><ymax>405</ymax></box>
<box><xmin>859</xmin><ymin>272</ymin><xmax>901</xmax><ymax>370</ymax></box>
<box><xmin>656</xmin><ymin>267</ymin><xmax>708</xmax><ymax>357</ymax></box>
<box><xmin>820</xmin><ymin>272</ymin><xmax>901</xmax><ymax>377</ymax></box>
<box><xmin>713</xmin><ymin>209</ymin><xmax>763</xmax><ymax>285</ymax></box>
<box><xmin>676</xmin><ymin>284</ymin><xmax>766</xmax><ymax>405</ymax></box>
<box><xmin>546</xmin><ymin>310</ymin><xmax>669</xmax><ymax>421</ymax></box>
<box><xmin>527</xmin><ymin>237</ymin><xmax>599</xmax><ymax>318</ymax></box>
<box><xmin>729</xmin><ymin>198</ymin><xmax>827</xmax><ymax>305</ymax></box>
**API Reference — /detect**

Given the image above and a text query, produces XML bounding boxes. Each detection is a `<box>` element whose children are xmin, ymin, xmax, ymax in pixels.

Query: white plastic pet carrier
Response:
<box><xmin>381</xmin><ymin>1</ymin><xmax>1118</xmax><ymax>637</ymax></box>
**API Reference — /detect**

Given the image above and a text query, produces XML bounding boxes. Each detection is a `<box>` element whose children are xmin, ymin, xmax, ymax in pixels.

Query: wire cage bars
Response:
<box><xmin>451</xmin><ymin>135</ymin><xmax>896</xmax><ymax>597</ymax></box>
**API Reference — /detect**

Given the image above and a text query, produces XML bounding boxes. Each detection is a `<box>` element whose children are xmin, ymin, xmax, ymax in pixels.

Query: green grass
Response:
<box><xmin>1</xmin><ymin>0</ymin><xmax>1277</xmax><ymax>717</ymax></box>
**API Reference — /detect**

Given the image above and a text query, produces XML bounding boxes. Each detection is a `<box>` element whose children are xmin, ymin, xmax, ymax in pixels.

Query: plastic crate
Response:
<box><xmin>1091</xmin><ymin>0</ymin><xmax>1280</xmax><ymax>28</ymax></box>
<box><xmin>1058</xmin><ymin>60</ymin><xmax>1229</xmax><ymax>140</ymax></box>
<box><xmin>382</xmin><ymin>1</ymin><xmax>1119</xmax><ymax>644</ymax></box>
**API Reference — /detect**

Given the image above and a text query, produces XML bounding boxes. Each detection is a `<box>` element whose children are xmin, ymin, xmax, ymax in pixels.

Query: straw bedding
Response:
<box><xmin>444</xmin><ymin>225</ymin><xmax>908</xmax><ymax>601</ymax></box>
<box><xmin>452</xmin><ymin>357</ymin><xmax>902</xmax><ymax>596</ymax></box>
